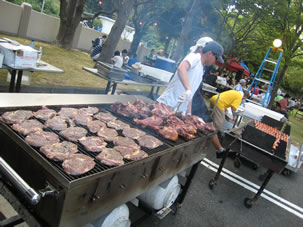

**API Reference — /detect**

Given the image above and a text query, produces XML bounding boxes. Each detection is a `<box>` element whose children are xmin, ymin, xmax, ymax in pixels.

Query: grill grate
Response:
<box><xmin>0</xmin><ymin>104</ymin><xmax>172</xmax><ymax>182</ymax></box>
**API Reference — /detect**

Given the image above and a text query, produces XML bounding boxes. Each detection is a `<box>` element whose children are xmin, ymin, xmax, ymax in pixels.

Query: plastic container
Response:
<box><xmin>154</xmin><ymin>56</ymin><xmax>176</xmax><ymax>72</ymax></box>
<box><xmin>140</xmin><ymin>64</ymin><xmax>173</xmax><ymax>83</ymax></box>
<box><xmin>92</xmin><ymin>204</ymin><xmax>131</xmax><ymax>227</ymax></box>
<box><xmin>138</xmin><ymin>176</ymin><xmax>181</xmax><ymax>210</ymax></box>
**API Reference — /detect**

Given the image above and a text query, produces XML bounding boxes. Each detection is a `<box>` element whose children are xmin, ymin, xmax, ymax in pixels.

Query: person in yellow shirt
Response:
<box><xmin>209</xmin><ymin>90</ymin><xmax>249</xmax><ymax>158</ymax></box>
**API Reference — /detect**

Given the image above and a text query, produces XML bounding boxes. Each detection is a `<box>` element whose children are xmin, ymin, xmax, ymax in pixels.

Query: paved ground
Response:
<box><xmin>128</xmin><ymin>142</ymin><xmax>303</xmax><ymax>227</ymax></box>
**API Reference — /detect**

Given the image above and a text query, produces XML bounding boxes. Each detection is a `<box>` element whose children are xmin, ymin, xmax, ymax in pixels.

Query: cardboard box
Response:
<box><xmin>0</xmin><ymin>42</ymin><xmax>37</xmax><ymax>69</ymax></box>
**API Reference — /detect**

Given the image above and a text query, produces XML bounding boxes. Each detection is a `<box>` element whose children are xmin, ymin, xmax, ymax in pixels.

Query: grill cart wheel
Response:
<box><xmin>234</xmin><ymin>158</ymin><xmax>241</xmax><ymax>168</ymax></box>
<box><xmin>244</xmin><ymin>197</ymin><xmax>253</xmax><ymax>208</ymax></box>
<box><xmin>208</xmin><ymin>179</ymin><xmax>216</xmax><ymax>190</ymax></box>
<box><xmin>282</xmin><ymin>168</ymin><xmax>292</xmax><ymax>177</ymax></box>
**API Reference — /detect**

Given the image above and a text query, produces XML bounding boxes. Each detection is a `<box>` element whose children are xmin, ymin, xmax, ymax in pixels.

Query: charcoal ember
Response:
<box><xmin>40</xmin><ymin>141</ymin><xmax>78</xmax><ymax>161</ymax></box>
<box><xmin>1</xmin><ymin>110</ymin><xmax>33</xmax><ymax>124</ymax></box>
<box><xmin>113</xmin><ymin>136</ymin><xmax>140</xmax><ymax>149</ymax></box>
<box><xmin>33</xmin><ymin>107</ymin><xmax>56</xmax><ymax>121</ymax></box>
<box><xmin>62</xmin><ymin>154</ymin><xmax>95</xmax><ymax>175</ymax></box>
<box><xmin>79</xmin><ymin>136</ymin><xmax>107</xmax><ymax>152</ymax></box>
<box><xmin>59</xmin><ymin>127</ymin><xmax>87</xmax><ymax>142</ymax></box>
<box><xmin>87</xmin><ymin>120</ymin><xmax>106</xmax><ymax>133</ymax></box>
<box><xmin>11</xmin><ymin>119</ymin><xmax>44</xmax><ymax>135</ymax></box>
<box><xmin>107</xmin><ymin>120</ymin><xmax>130</xmax><ymax>130</ymax></box>
<box><xmin>45</xmin><ymin>116</ymin><xmax>68</xmax><ymax>131</ymax></box>
<box><xmin>97</xmin><ymin>127</ymin><xmax>118</xmax><ymax>141</ymax></box>
<box><xmin>137</xmin><ymin>135</ymin><xmax>163</xmax><ymax>149</ymax></box>
<box><xmin>96</xmin><ymin>148</ymin><xmax>124</xmax><ymax>166</ymax></box>
<box><xmin>79</xmin><ymin>106</ymin><xmax>99</xmax><ymax>115</ymax></box>
<box><xmin>122</xmin><ymin>128</ymin><xmax>146</xmax><ymax>140</ymax></box>
<box><xmin>74</xmin><ymin>112</ymin><xmax>92</xmax><ymax>126</ymax></box>
<box><xmin>114</xmin><ymin>146</ymin><xmax>148</xmax><ymax>160</ymax></box>
<box><xmin>94</xmin><ymin>112</ymin><xmax>116</xmax><ymax>122</ymax></box>
<box><xmin>25</xmin><ymin>131</ymin><xmax>59</xmax><ymax>147</ymax></box>
<box><xmin>58</xmin><ymin>107</ymin><xmax>79</xmax><ymax>119</ymax></box>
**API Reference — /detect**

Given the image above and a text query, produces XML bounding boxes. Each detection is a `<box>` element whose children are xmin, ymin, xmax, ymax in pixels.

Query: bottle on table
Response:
<box><xmin>37</xmin><ymin>47</ymin><xmax>42</xmax><ymax>63</ymax></box>
<box><xmin>29</xmin><ymin>40</ymin><xmax>35</xmax><ymax>49</ymax></box>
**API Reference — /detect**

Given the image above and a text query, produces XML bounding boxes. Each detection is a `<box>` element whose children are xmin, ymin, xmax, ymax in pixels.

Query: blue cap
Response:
<box><xmin>203</xmin><ymin>41</ymin><xmax>224</xmax><ymax>63</ymax></box>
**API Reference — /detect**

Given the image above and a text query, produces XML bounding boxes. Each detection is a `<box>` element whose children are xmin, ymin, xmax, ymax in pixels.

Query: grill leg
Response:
<box><xmin>105</xmin><ymin>81</ymin><xmax>111</xmax><ymax>94</ymax></box>
<box><xmin>9</xmin><ymin>70</ymin><xmax>17</xmax><ymax>93</ymax></box>
<box><xmin>148</xmin><ymin>86</ymin><xmax>155</xmax><ymax>100</ymax></box>
<box><xmin>208</xmin><ymin>148</ymin><xmax>230</xmax><ymax>189</ymax></box>
<box><xmin>15</xmin><ymin>70</ymin><xmax>23</xmax><ymax>93</ymax></box>
<box><xmin>244</xmin><ymin>169</ymin><xmax>274</xmax><ymax>208</ymax></box>
<box><xmin>111</xmin><ymin>83</ymin><xmax>117</xmax><ymax>94</ymax></box>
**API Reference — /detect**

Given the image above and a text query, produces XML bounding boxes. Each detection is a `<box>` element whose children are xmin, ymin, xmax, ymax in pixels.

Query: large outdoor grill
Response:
<box><xmin>209</xmin><ymin>115</ymin><xmax>289</xmax><ymax>208</ymax></box>
<box><xmin>0</xmin><ymin>94</ymin><xmax>212</xmax><ymax>227</ymax></box>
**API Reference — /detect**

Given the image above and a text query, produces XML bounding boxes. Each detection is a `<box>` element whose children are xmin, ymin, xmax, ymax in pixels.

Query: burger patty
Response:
<box><xmin>87</xmin><ymin>120</ymin><xmax>106</xmax><ymax>133</ymax></box>
<box><xmin>59</xmin><ymin>127</ymin><xmax>87</xmax><ymax>142</ymax></box>
<box><xmin>40</xmin><ymin>141</ymin><xmax>78</xmax><ymax>161</ymax></box>
<box><xmin>96</xmin><ymin>148</ymin><xmax>124</xmax><ymax>166</ymax></box>
<box><xmin>45</xmin><ymin>116</ymin><xmax>68</xmax><ymax>131</ymax></box>
<box><xmin>25</xmin><ymin>131</ymin><xmax>60</xmax><ymax>147</ymax></box>
<box><xmin>122</xmin><ymin>127</ymin><xmax>146</xmax><ymax>140</ymax></box>
<box><xmin>62</xmin><ymin>154</ymin><xmax>95</xmax><ymax>175</ymax></box>
<box><xmin>137</xmin><ymin>135</ymin><xmax>163</xmax><ymax>149</ymax></box>
<box><xmin>11</xmin><ymin>119</ymin><xmax>44</xmax><ymax>135</ymax></box>
<box><xmin>97</xmin><ymin>127</ymin><xmax>118</xmax><ymax>141</ymax></box>
<box><xmin>33</xmin><ymin>108</ymin><xmax>56</xmax><ymax>121</ymax></box>
<box><xmin>79</xmin><ymin>136</ymin><xmax>107</xmax><ymax>152</ymax></box>
<box><xmin>1</xmin><ymin>110</ymin><xmax>33</xmax><ymax>124</ymax></box>
<box><xmin>114</xmin><ymin>146</ymin><xmax>148</xmax><ymax>161</ymax></box>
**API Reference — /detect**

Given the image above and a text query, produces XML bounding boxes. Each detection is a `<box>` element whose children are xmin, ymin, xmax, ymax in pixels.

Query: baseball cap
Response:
<box><xmin>203</xmin><ymin>41</ymin><xmax>224</xmax><ymax>63</ymax></box>
<box><xmin>189</xmin><ymin>37</ymin><xmax>213</xmax><ymax>53</ymax></box>
<box><xmin>240</xmin><ymin>79</ymin><xmax>246</xmax><ymax>83</ymax></box>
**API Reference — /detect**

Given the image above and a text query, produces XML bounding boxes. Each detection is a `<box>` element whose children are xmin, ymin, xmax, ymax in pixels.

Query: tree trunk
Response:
<box><xmin>98</xmin><ymin>0</ymin><xmax>135</xmax><ymax>63</ymax></box>
<box><xmin>56</xmin><ymin>0</ymin><xmax>86</xmax><ymax>49</ymax></box>
<box><xmin>164</xmin><ymin>37</ymin><xmax>171</xmax><ymax>55</ymax></box>
<box><xmin>172</xmin><ymin>0</ymin><xmax>199</xmax><ymax>61</ymax></box>
<box><xmin>268</xmin><ymin>63</ymin><xmax>288</xmax><ymax>108</ymax></box>
<box><xmin>129</xmin><ymin>28</ymin><xmax>143</xmax><ymax>57</ymax></box>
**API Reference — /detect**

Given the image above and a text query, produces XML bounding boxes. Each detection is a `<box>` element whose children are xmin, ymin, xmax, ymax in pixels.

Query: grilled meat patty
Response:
<box><xmin>25</xmin><ymin>131</ymin><xmax>60</xmax><ymax>147</ymax></box>
<box><xmin>114</xmin><ymin>146</ymin><xmax>148</xmax><ymax>160</ymax></box>
<box><xmin>97</xmin><ymin>127</ymin><xmax>118</xmax><ymax>141</ymax></box>
<box><xmin>59</xmin><ymin>127</ymin><xmax>87</xmax><ymax>142</ymax></box>
<box><xmin>62</xmin><ymin>154</ymin><xmax>95</xmax><ymax>175</ymax></box>
<box><xmin>33</xmin><ymin>108</ymin><xmax>56</xmax><ymax>121</ymax></box>
<box><xmin>45</xmin><ymin>116</ymin><xmax>68</xmax><ymax>131</ymax></box>
<box><xmin>137</xmin><ymin>135</ymin><xmax>163</xmax><ymax>149</ymax></box>
<box><xmin>94</xmin><ymin>112</ymin><xmax>116</xmax><ymax>122</ymax></box>
<box><xmin>58</xmin><ymin>107</ymin><xmax>79</xmax><ymax>119</ymax></box>
<box><xmin>96</xmin><ymin>148</ymin><xmax>124</xmax><ymax>166</ymax></box>
<box><xmin>87</xmin><ymin>120</ymin><xmax>106</xmax><ymax>133</ymax></box>
<box><xmin>11</xmin><ymin>119</ymin><xmax>44</xmax><ymax>135</ymax></box>
<box><xmin>40</xmin><ymin>141</ymin><xmax>78</xmax><ymax>161</ymax></box>
<box><xmin>1</xmin><ymin>110</ymin><xmax>33</xmax><ymax>124</ymax></box>
<box><xmin>122</xmin><ymin>127</ymin><xmax>146</xmax><ymax>140</ymax></box>
<box><xmin>79</xmin><ymin>136</ymin><xmax>107</xmax><ymax>152</ymax></box>
<box><xmin>113</xmin><ymin>136</ymin><xmax>140</xmax><ymax>149</ymax></box>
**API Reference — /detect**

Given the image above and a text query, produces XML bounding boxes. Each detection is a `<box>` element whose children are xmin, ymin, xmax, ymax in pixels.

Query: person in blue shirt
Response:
<box><xmin>233</xmin><ymin>79</ymin><xmax>246</xmax><ymax>92</ymax></box>
<box><xmin>128</xmin><ymin>54</ymin><xmax>140</xmax><ymax>67</ymax></box>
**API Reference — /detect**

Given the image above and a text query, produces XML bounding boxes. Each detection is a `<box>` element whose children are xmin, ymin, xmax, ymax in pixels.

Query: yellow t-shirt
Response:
<box><xmin>210</xmin><ymin>90</ymin><xmax>242</xmax><ymax>111</ymax></box>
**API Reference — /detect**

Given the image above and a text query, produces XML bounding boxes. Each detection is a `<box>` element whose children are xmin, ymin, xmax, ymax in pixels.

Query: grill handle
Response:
<box><xmin>0</xmin><ymin>157</ymin><xmax>41</xmax><ymax>205</ymax></box>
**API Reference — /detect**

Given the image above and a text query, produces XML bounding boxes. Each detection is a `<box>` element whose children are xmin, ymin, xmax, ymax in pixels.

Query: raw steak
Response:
<box><xmin>87</xmin><ymin>120</ymin><xmax>106</xmax><ymax>133</ymax></box>
<box><xmin>45</xmin><ymin>116</ymin><xmax>68</xmax><ymax>131</ymax></box>
<box><xmin>97</xmin><ymin>127</ymin><xmax>118</xmax><ymax>141</ymax></box>
<box><xmin>122</xmin><ymin>128</ymin><xmax>146</xmax><ymax>140</ymax></box>
<box><xmin>25</xmin><ymin>131</ymin><xmax>59</xmax><ymax>147</ymax></box>
<box><xmin>107</xmin><ymin>119</ymin><xmax>130</xmax><ymax>130</ymax></box>
<box><xmin>33</xmin><ymin>107</ymin><xmax>56</xmax><ymax>121</ymax></box>
<box><xmin>113</xmin><ymin>136</ymin><xmax>140</xmax><ymax>149</ymax></box>
<box><xmin>58</xmin><ymin>107</ymin><xmax>78</xmax><ymax>119</ymax></box>
<box><xmin>94</xmin><ymin>112</ymin><xmax>116</xmax><ymax>122</ymax></box>
<box><xmin>11</xmin><ymin>119</ymin><xmax>44</xmax><ymax>135</ymax></box>
<box><xmin>74</xmin><ymin>113</ymin><xmax>92</xmax><ymax>126</ymax></box>
<box><xmin>79</xmin><ymin>107</ymin><xmax>99</xmax><ymax>115</ymax></box>
<box><xmin>137</xmin><ymin>135</ymin><xmax>163</xmax><ymax>149</ymax></box>
<box><xmin>40</xmin><ymin>141</ymin><xmax>78</xmax><ymax>161</ymax></box>
<box><xmin>62</xmin><ymin>154</ymin><xmax>95</xmax><ymax>175</ymax></box>
<box><xmin>96</xmin><ymin>148</ymin><xmax>124</xmax><ymax>166</ymax></box>
<box><xmin>114</xmin><ymin>146</ymin><xmax>148</xmax><ymax>160</ymax></box>
<box><xmin>79</xmin><ymin>136</ymin><xmax>107</xmax><ymax>152</ymax></box>
<box><xmin>59</xmin><ymin>127</ymin><xmax>87</xmax><ymax>142</ymax></box>
<box><xmin>1</xmin><ymin>110</ymin><xmax>33</xmax><ymax>124</ymax></box>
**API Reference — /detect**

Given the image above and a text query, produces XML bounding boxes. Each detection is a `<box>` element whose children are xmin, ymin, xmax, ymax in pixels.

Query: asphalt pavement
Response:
<box><xmin>130</xmin><ymin>144</ymin><xmax>303</xmax><ymax>227</ymax></box>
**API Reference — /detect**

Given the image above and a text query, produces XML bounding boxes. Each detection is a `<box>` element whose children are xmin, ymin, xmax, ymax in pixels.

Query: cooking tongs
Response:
<box><xmin>173</xmin><ymin>102</ymin><xmax>182</xmax><ymax>111</ymax></box>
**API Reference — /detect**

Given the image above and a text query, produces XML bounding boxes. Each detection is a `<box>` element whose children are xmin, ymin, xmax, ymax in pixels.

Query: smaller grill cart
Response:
<box><xmin>208</xmin><ymin>117</ymin><xmax>289</xmax><ymax>208</ymax></box>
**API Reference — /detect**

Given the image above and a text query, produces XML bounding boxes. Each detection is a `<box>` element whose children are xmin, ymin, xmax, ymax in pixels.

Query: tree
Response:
<box><xmin>56</xmin><ymin>0</ymin><xmax>86</xmax><ymax>49</ymax></box>
<box><xmin>98</xmin><ymin>0</ymin><xmax>135</xmax><ymax>63</ymax></box>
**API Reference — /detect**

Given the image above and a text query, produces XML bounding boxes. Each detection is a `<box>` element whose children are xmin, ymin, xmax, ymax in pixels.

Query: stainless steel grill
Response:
<box><xmin>0</xmin><ymin>94</ymin><xmax>212</xmax><ymax>227</ymax></box>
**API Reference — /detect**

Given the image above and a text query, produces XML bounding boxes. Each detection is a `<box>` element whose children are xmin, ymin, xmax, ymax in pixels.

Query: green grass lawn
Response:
<box><xmin>0</xmin><ymin>34</ymin><xmax>159</xmax><ymax>93</ymax></box>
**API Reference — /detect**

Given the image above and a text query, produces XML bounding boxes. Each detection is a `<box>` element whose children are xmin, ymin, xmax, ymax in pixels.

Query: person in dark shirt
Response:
<box><xmin>203</xmin><ymin>66</ymin><xmax>217</xmax><ymax>87</ymax></box>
